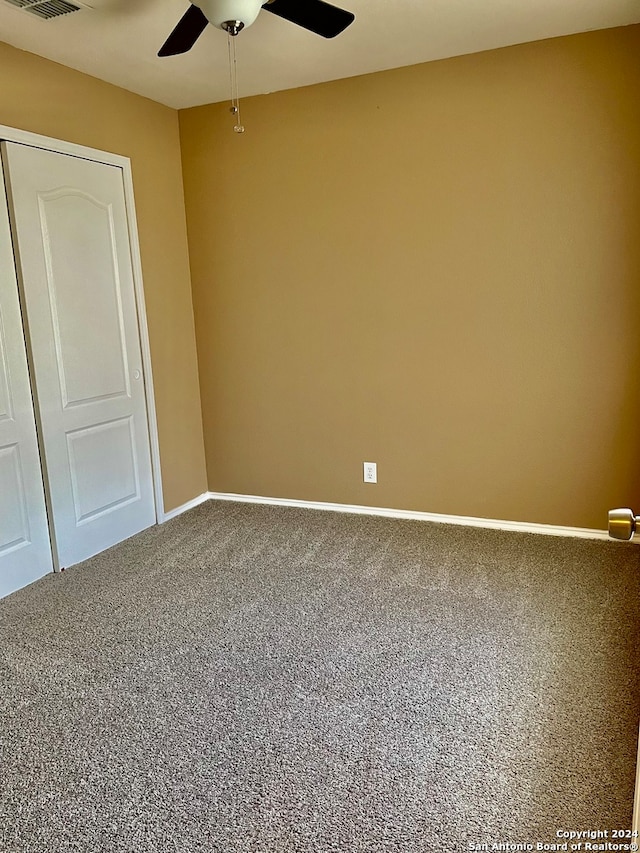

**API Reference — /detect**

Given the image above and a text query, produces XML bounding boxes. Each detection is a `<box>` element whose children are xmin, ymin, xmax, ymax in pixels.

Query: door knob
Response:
<box><xmin>608</xmin><ymin>508</ymin><xmax>640</xmax><ymax>540</ymax></box>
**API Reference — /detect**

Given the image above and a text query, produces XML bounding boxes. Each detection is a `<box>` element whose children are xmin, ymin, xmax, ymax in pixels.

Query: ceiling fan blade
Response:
<box><xmin>262</xmin><ymin>0</ymin><xmax>354</xmax><ymax>38</ymax></box>
<box><xmin>158</xmin><ymin>5</ymin><xmax>209</xmax><ymax>57</ymax></box>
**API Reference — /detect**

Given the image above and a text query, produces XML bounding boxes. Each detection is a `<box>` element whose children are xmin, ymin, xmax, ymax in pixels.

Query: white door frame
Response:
<box><xmin>0</xmin><ymin>124</ymin><xmax>165</xmax><ymax>542</ymax></box>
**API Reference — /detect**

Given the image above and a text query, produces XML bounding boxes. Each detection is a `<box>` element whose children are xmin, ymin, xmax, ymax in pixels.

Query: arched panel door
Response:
<box><xmin>2</xmin><ymin>142</ymin><xmax>156</xmax><ymax>570</ymax></box>
<box><xmin>0</xmin><ymin>155</ymin><xmax>53</xmax><ymax>597</ymax></box>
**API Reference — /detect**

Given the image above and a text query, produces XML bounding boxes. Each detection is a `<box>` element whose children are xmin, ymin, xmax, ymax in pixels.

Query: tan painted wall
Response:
<box><xmin>180</xmin><ymin>24</ymin><xmax>640</xmax><ymax>530</ymax></box>
<box><xmin>0</xmin><ymin>42</ymin><xmax>207</xmax><ymax>512</ymax></box>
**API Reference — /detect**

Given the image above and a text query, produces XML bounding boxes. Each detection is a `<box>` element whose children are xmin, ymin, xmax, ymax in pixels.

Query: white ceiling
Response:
<box><xmin>0</xmin><ymin>0</ymin><xmax>638</xmax><ymax>109</ymax></box>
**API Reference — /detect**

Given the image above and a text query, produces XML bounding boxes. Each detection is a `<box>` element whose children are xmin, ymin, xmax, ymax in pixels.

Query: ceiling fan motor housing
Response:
<box><xmin>194</xmin><ymin>0</ymin><xmax>264</xmax><ymax>30</ymax></box>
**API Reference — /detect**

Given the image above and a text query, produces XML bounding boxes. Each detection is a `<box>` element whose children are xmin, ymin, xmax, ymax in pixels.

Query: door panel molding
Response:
<box><xmin>0</xmin><ymin>443</ymin><xmax>30</xmax><ymax>553</ymax></box>
<box><xmin>38</xmin><ymin>190</ymin><xmax>131</xmax><ymax>409</ymax></box>
<box><xmin>66</xmin><ymin>415</ymin><xmax>140</xmax><ymax>525</ymax></box>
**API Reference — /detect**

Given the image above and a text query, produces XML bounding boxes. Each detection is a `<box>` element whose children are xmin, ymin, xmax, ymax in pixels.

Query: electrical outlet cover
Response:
<box><xmin>363</xmin><ymin>462</ymin><xmax>377</xmax><ymax>483</ymax></box>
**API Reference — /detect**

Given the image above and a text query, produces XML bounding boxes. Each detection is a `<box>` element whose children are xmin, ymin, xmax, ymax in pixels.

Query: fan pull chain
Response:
<box><xmin>227</xmin><ymin>32</ymin><xmax>244</xmax><ymax>133</ymax></box>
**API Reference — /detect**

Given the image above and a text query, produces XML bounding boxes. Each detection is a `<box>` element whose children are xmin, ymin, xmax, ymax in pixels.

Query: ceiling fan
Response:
<box><xmin>158</xmin><ymin>0</ymin><xmax>356</xmax><ymax>56</ymax></box>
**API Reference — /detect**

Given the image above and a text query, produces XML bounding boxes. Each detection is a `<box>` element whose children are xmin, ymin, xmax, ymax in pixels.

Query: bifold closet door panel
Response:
<box><xmin>2</xmin><ymin>142</ymin><xmax>156</xmax><ymax>569</ymax></box>
<box><xmin>0</xmin><ymin>156</ymin><xmax>53</xmax><ymax>598</ymax></box>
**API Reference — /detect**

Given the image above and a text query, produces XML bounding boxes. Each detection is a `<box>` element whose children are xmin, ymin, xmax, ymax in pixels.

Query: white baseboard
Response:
<box><xmin>205</xmin><ymin>491</ymin><xmax>614</xmax><ymax>541</ymax></box>
<box><xmin>160</xmin><ymin>492</ymin><xmax>210</xmax><ymax>522</ymax></box>
<box><xmin>163</xmin><ymin>490</ymin><xmax>618</xmax><ymax>541</ymax></box>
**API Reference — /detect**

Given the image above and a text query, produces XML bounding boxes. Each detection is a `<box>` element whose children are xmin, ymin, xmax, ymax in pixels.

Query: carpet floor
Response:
<box><xmin>1</xmin><ymin>501</ymin><xmax>640</xmax><ymax>852</ymax></box>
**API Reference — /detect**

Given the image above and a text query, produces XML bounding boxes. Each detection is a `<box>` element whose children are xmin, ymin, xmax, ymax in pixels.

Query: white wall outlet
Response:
<box><xmin>363</xmin><ymin>462</ymin><xmax>377</xmax><ymax>484</ymax></box>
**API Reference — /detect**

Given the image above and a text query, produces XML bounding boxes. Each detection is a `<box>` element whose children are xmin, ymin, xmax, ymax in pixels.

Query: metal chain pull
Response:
<box><xmin>227</xmin><ymin>31</ymin><xmax>244</xmax><ymax>133</ymax></box>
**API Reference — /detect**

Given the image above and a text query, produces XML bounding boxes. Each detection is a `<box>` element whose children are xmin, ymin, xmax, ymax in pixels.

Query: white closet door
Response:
<box><xmin>0</xmin><ymin>156</ymin><xmax>53</xmax><ymax>598</ymax></box>
<box><xmin>2</xmin><ymin>142</ymin><xmax>156</xmax><ymax>569</ymax></box>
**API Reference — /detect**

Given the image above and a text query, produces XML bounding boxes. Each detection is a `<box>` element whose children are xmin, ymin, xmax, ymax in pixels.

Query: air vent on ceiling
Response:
<box><xmin>3</xmin><ymin>0</ymin><xmax>82</xmax><ymax>19</ymax></box>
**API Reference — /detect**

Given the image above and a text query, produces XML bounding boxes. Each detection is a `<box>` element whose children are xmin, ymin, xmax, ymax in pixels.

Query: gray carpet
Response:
<box><xmin>1</xmin><ymin>501</ymin><xmax>640</xmax><ymax>852</ymax></box>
